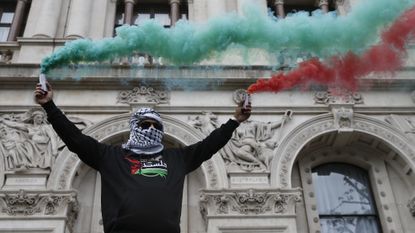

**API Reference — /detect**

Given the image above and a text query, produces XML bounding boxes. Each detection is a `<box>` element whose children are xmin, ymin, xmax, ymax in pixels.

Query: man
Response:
<box><xmin>34</xmin><ymin>82</ymin><xmax>251</xmax><ymax>233</ymax></box>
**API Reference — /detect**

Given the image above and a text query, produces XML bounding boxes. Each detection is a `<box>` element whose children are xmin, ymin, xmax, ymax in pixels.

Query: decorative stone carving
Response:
<box><xmin>332</xmin><ymin>106</ymin><xmax>354</xmax><ymax>131</ymax></box>
<box><xmin>0</xmin><ymin>190</ymin><xmax>78</xmax><ymax>217</ymax></box>
<box><xmin>204</xmin><ymin>160</ymin><xmax>219</xmax><ymax>188</ymax></box>
<box><xmin>117</xmin><ymin>86</ymin><xmax>170</xmax><ymax>105</ymax></box>
<box><xmin>274</xmin><ymin>114</ymin><xmax>415</xmax><ymax>188</ymax></box>
<box><xmin>1</xmin><ymin>189</ymin><xmax>41</xmax><ymax>215</ymax></box>
<box><xmin>199</xmin><ymin>188</ymin><xmax>301</xmax><ymax>218</ymax></box>
<box><xmin>0</xmin><ymin>50</ymin><xmax>13</xmax><ymax>64</ymax></box>
<box><xmin>57</xmin><ymin>154</ymin><xmax>79</xmax><ymax>190</ymax></box>
<box><xmin>0</xmin><ymin>109</ymin><xmax>59</xmax><ymax>171</ymax></box>
<box><xmin>189</xmin><ymin>111</ymin><xmax>292</xmax><ymax>172</ymax></box>
<box><xmin>314</xmin><ymin>88</ymin><xmax>363</xmax><ymax>105</ymax></box>
<box><xmin>386</xmin><ymin>114</ymin><xmax>415</xmax><ymax>135</ymax></box>
<box><xmin>408</xmin><ymin>195</ymin><xmax>415</xmax><ymax>216</ymax></box>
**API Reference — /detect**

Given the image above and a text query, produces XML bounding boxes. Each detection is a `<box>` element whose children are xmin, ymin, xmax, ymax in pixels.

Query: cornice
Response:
<box><xmin>1</xmin><ymin>65</ymin><xmax>415</xmax><ymax>91</ymax></box>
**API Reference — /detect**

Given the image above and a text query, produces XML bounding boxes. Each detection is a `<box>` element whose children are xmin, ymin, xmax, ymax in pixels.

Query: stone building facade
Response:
<box><xmin>1</xmin><ymin>0</ymin><xmax>415</xmax><ymax>232</ymax></box>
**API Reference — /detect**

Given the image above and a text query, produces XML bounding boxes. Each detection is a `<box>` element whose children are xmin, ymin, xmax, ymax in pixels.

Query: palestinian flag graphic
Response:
<box><xmin>125</xmin><ymin>157</ymin><xmax>168</xmax><ymax>178</ymax></box>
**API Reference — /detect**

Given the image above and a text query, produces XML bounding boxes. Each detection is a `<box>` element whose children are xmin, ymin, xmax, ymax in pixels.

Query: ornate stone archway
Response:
<box><xmin>47</xmin><ymin>113</ymin><xmax>228</xmax><ymax>190</ymax></box>
<box><xmin>271</xmin><ymin>113</ymin><xmax>415</xmax><ymax>188</ymax></box>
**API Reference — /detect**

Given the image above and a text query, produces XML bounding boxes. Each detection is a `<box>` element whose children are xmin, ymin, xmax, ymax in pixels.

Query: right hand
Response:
<box><xmin>34</xmin><ymin>82</ymin><xmax>53</xmax><ymax>105</ymax></box>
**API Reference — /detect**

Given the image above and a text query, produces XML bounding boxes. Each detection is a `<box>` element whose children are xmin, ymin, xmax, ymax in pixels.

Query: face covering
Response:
<box><xmin>122</xmin><ymin>108</ymin><xmax>164</xmax><ymax>155</ymax></box>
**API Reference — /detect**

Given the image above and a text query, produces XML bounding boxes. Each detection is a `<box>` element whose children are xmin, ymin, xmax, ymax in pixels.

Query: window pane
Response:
<box><xmin>1</xmin><ymin>12</ymin><xmax>14</xmax><ymax>24</ymax></box>
<box><xmin>0</xmin><ymin>27</ymin><xmax>10</xmax><ymax>42</ymax></box>
<box><xmin>154</xmin><ymin>13</ymin><xmax>170</xmax><ymax>26</ymax></box>
<box><xmin>320</xmin><ymin>216</ymin><xmax>380</xmax><ymax>233</ymax></box>
<box><xmin>134</xmin><ymin>13</ymin><xmax>151</xmax><ymax>25</ymax></box>
<box><xmin>312</xmin><ymin>164</ymin><xmax>377</xmax><ymax>215</ymax></box>
<box><xmin>115</xmin><ymin>12</ymin><xmax>124</xmax><ymax>25</ymax></box>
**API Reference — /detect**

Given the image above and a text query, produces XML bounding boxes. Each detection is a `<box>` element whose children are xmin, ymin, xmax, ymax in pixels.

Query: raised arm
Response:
<box><xmin>182</xmin><ymin>98</ymin><xmax>252</xmax><ymax>173</ymax></box>
<box><xmin>34</xmin><ymin>82</ymin><xmax>106</xmax><ymax>170</ymax></box>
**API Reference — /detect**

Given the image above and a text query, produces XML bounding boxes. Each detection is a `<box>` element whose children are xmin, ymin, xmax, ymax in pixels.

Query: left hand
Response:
<box><xmin>234</xmin><ymin>100</ymin><xmax>251</xmax><ymax>123</ymax></box>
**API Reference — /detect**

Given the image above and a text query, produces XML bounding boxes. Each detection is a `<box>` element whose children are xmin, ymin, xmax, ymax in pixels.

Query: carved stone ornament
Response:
<box><xmin>408</xmin><ymin>195</ymin><xmax>415</xmax><ymax>216</ymax></box>
<box><xmin>332</xmin><ymin>106</ymin><xmax>354</xmax><ymax>130</ymax></box>
<box><xmin>385</xmin><ymin>114</ymin><xmax>415</xmax><ymax>136</ymax></box>
<box><xmin>0</xmin><ymin>108</ymin><xmax>60</xmax><ymax>171</ymax></box>
<box><xmin>117</xmin><ymin>86</ymin><xmax>170</xmax><ymax>105</ymax></box>
<box><xmin>0</xmin><ymin>189</ymin><xmax>78</xmax><ymax>218</ymax></box>
<box><xmin>314</xmin><ymin>88</ymin><xmax>363</xmax><ymax>105</ymax></box>
<box><xmin>189</xmin><ymin>110</ymin><xmax>293</xmax><ymax>172</ymax></box>
<box><xmin>274</xmin><ymin>114</ymin><xmax>415</xmax><ymax>188</ymax></box>
<box><xmin>199</xmin><ymin>188</ymin><xmax>301</xmax><ymax>219</ymax></box>
<box><xmin>0</xmin><ymin>50</ymin><xmax>13</xmax><ymax>64</ymax></box>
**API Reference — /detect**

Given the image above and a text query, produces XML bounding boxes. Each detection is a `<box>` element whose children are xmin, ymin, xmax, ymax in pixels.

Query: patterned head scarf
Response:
<box><xmin>122</xmin><ymin>108</ymin><xmax>164</xmax><ymax>155</ymax></box>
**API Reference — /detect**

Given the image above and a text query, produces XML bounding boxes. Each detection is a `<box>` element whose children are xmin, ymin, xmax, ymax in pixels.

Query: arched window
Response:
<box><xmin>312</xmin><ymin>163</ymin><xmax>381</xmax><ymax>233</ymax></box>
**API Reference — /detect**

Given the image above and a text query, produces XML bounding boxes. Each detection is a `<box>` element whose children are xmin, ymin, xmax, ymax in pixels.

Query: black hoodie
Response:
<box><xmin>42</xmin><ymin>101</ymin><xmax>239</xmax><ymax>233</ymax></box>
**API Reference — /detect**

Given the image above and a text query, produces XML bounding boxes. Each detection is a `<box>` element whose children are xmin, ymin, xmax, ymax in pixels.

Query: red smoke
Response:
<box><xmin>247</xmin><ymin>6</ymin><xmax>415</xmax><ymax>93</ymax></box>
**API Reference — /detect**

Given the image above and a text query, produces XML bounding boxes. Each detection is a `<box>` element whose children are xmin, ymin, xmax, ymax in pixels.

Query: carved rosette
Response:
<box><xmin>314</xmin><ymin>89</ymin><xmax>363</xmax><ymax>105</ymax></box>
<box><xmin>0</xmin><ymin>190</ymin><xmax>78</xmax><ymax>216</ymax></box>
<box><xmin>408</xmin><ymin>196</ymin><xmax>415</xmax><ymax>216</ymax></box>
<box><xmin>199</xmin><ymin>188</ymin><xmax>301</xmax><ymax>219</ymax></box>
<box><xmin>117</xmin><ymin>86</ymin><xmax>170</xmax><ymax>105</ymax></box>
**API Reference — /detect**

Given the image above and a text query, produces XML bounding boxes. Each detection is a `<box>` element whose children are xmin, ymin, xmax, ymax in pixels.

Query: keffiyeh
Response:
<box><xmin>122</xmin><ymin>108</ymin><xmax>164</xmax><ymax>155</ymax></box>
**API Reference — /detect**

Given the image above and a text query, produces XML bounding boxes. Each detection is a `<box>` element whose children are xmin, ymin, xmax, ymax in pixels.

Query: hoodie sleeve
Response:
<box><xmin>42</xmin><ymin>100</ymin><xmax>108</xmax><ymax>170</ymax></box>
<box><xmin>182</xmin><ymin>119</ymin><xmax>239</xmax><ymax>173</ymax></box>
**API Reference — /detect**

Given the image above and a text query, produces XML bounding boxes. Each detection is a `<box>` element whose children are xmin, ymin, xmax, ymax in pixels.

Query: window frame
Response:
<box><xmin>311</xmin><ymin>162</ymin><xmax>382</xmax><ymax>232</ymax></box>
<box><xmin>114</xmin><ymin>0</ymin><xmax>189</xmax><ymax>31</ymax></box>
<box><xmin>266</xmin><ymin>0</ymin><xmax>337</xmax><ymax>18</ymax></box>
<box><xmin>0</xmin><ymin>1</ymin><xmax>15</xmax><ymax>42</ymax></box>
<box><xmin>298</xmin><ymin>146</ymin><xmax>404</xmax><ymax>233</ymax></box>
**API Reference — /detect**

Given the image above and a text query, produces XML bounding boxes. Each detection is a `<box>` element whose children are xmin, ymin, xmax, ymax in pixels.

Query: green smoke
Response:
<box><xmin>40</xmin><ymin>0</ymin><xmax>414</xmax><ymax>74</ymax></box>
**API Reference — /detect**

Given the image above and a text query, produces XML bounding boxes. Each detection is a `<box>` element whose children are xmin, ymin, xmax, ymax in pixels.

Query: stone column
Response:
<box><xmin>207</xmin><ymin>0</ymin><xmax>226</xmax><ymax>18</ymax></box>
<box><xmin>319</xmin><ymin>0</ymin><xmax>329</xmax><ymax>13</ymax></box>
<box><xmin>187</xmin><ymin>0</ymin><xmax>194</xmax><ymax>21</ymax></box>
<box><xmin>7</xmin><ymin>0</ymin><xmax>28</xmax><ymax>41</ymax></box>
<box><xmin>32</xmin><ymin>0</ymin><xmax>63</xmax><ymax>37</ymax></box>
<box><xmin>274</xmin><ymin>0</ymin><xmax>285</xmax><ymax>18</ymax></box>
<box><xmin>124</xmin><ymin>0</ymin><xmax>135</xmax><ymax>25</ymax></box>
<box><xmin>170</xmin><ymin>0</ymin><xmax>180</xmax><ymax>26</ymax></box>
<box><xmin>64</xmin><ymin>0</ymin><xmax>93</xmax><ymax>38</ymax></box>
